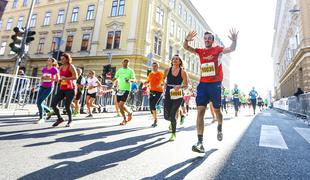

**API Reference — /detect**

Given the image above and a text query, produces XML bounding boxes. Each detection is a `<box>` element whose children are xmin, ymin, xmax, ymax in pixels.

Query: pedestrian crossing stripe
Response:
<box><xmin>294</xmin><ymin>127</ymin><xmax>310</xmax><ymax>144</ymax></box>
<box><xmin>259</xmin><ymin>125</ymin><xmax>288</xmax><ymax>149</ymax></box>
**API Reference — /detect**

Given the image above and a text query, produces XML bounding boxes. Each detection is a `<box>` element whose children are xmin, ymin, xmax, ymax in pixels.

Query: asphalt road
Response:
<box><xmin>0</xmin><ymin>108</ymin><xmax>309</xmax><ymax>180</ymax></box>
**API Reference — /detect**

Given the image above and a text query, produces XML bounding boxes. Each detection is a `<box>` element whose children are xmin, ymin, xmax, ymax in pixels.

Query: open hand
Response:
<box><xmin>186</xmin><ymin>31</ymin><xmax>197</xmax><ymax>41</ymax></box>
<box><xmin>228</xmin><ymin>28</ymin><xmax>239</xmax><ymax>41</ymax></box>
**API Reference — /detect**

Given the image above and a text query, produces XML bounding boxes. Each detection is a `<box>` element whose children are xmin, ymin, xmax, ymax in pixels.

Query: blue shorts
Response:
<box><xmin>196</xmin><ymin>82</ymin><xmax>222</xmax><ymax>109</ymax></box>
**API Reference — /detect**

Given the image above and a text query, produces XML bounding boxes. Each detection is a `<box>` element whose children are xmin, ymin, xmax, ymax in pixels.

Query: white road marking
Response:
<box><xmin>259</xmin><ymin>125</ymin><xmax>288</xmax><ymax>149</ymax></box>
<box><xmin>294</xmin><ymin>127</ymin><xmax>310</xmax><ymax>144</ymax></box>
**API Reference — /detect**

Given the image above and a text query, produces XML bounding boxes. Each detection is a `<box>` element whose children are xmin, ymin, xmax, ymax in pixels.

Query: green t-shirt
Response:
<box><xmin>115</xmin><ymin>67</ymin><xmax>135</xmax><ymax>91</ymax></box>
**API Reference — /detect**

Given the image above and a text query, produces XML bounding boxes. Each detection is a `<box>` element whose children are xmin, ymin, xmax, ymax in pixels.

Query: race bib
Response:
<box><xmin>60</xmin><ymin>80</ymin><xmax>68</xmax><ymax>86</ymax></box>
<box><xmin>170</xmin><ymin>89</ymin><xmax>182</xmax><ymax>100</ymax></box>
<box><xmin>201</xmin><ymin>62</ymin><xmax>215</xmax><ymax>77</ymax></box>
<box><xmin>117</xmin><ymin>90</ymin><xmax>125</xmax><ymax>96</ymax></box>
<box><xmin>42</xmin><ymin>73</ymin><xmax>52</xmax><ymax>82</ymax></box>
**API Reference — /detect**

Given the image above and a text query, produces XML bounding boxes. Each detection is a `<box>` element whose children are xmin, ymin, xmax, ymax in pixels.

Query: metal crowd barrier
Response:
<box><xmin>274</xmin><ymin>93</ymin><xmax>310</xmax><ymax>125</ymax></box>
<box><xmin>0</xmin><ymin>73</ymin><xmax>40</xmax><ymax>109</ymax></box>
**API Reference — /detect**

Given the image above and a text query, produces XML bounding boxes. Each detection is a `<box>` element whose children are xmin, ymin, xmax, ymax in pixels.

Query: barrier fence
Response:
<box><xmin>0</xmin><ymin>73</ymin><xmax>152</xmax><ymax>113</ymax></box>
<box><xmin>273</xmin><ymin>93</ymin><xmax>310</xmax><ymax>125</ymax></box>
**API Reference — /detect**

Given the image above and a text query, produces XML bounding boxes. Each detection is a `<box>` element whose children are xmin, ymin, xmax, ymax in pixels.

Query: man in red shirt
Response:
<box><xmin>184</xmin><ymin>29</ymin><xmax>238</xmax><ymax>153</ymax></box>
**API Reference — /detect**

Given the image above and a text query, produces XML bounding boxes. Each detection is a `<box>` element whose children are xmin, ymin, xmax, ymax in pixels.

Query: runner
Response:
<box><xmin>144</xmin><ymin>62</ymin><xmax>164</xmax><ymax>127</ymax></box>
<box><xmin>257</xmin><ymin>96</ymin><xmax>263</xmax><ymax>111</ymax></box>
<box><xmin>163</xmin><ymin>55</ymin><xmax>188</xmax><ymax>141</ymax></box>
<box><xmin>112</xmin><ymin>80</ymin><xmax>121</xmax><ymax>117</ymax></box>
<box><xmin>221</xmin><ymin>86</ymin><xmax>228</xmax><ymax>114</ymax></box>
<box><xmin>184</xmin><ymin>29</ymin><xmax>238</xmax><ymax>153</ymax></box>
<box><xmin>112</xmin><ymin>59</ymin><xmax>135</xmax><ymax>125</ymax></box>
<box><xmin>183</xmin><ymin>89</ymin><xmax>191</xmax><ymax>116</ymax></box>
<box><xmin>249</xmin><ymin>87</ymin><xmax>258</xmax><ymax>115</ymax></box>
<box><xmin>264</xmin><ymin>98</ymin><xmax>269</xmax><ymax>109</ymax></box>
<box><xmin>35</xmin><ymin>58</ymin><xmax>59</xmax><ymax>124</ymax></box>
<box><xmin>240</xmin><ymin>94</ymin><xmax>247</xmax><ymax>110</ymax></box>
<box><xmin>232</xmin><ymin>84</ymin><xmax>241</xmax><ymax>117</ymax></box>
<box><xmin>85</xmin><ymin>70</ymin><xmax>102</xmax><ymax>117</ymax></box>
<box><xmin>72</xmin><ymin>68</ymin><xmax>86</xmax><ymax>117</ymax></box>
<box><xmin>50</xmin><ymin>53</ymin><xmax>78</xmax><ymax>127</ymax></box>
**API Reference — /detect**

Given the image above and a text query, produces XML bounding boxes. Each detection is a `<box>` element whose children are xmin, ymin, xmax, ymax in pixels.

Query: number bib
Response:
<box><xmin>117</xmin><ymin>90</ymin><xmax>125</xmax><ymax>96</ymax></box>
<box><xmin>42</xmin><ymin>73</ymin><xmax>52</xmax><ymax>82</ymax></box>
<box><xmin>201</xmin><ymin>62</ymin><xmax>216</xmax><ymax>77</ymax></box>
<box><xmin>170</xmin><ymin>89</ymin><xmax>182</xmax><ymax>100</ymax></box>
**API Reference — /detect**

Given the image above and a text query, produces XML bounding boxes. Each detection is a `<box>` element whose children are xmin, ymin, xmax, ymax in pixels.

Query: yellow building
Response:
<box><xmin>0</xmin><ymin>0</ymin><xmax>230</xmax><ymax>88</ymax></box>
<box><xmin>272</xmin><ymin>0</ymin><xmax>310</xmax><ymax>99</ymax></box>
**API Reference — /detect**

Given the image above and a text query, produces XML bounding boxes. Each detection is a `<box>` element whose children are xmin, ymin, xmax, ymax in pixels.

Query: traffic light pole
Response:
<box><xmin>56</xmin><ymin>0</ymin><xmax>71</xmax><ymax>59</ymax></box>
<box><xmin>5</xmin><ymin>0</ymin><xmax>36</xmax><ymax>108</ymax></box>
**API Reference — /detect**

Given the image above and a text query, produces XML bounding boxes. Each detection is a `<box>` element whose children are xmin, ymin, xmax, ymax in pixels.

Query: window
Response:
<box><xmin>22</xmin><ymin>0</ymin><xmax>28</xmax><ymax>7</ymax></box>
<box><xmin>154</xmin><ymin>34</ymin><xmax>161</xmax><ymax>55</ymax></box>
<box><xmin>16</xmin><ymin>16</ymin><xmax>24</xmax><ymax>28</ymax></box>
<box><xmin>37</xmin><ymin>38</ymin><xmax>45</xmax><ymax>54</ymax></box>
<box><xmin>188</xmin><ymin>15</ymin><xmax>192</xmax><ymax>26</ymax></box>
<box><xmin>106</xmin><ymin>30</ymin><xmax>121</xmax><ymax>49</ymax></box>
<box><xmin>65</xmin><ymin>35</ymin><xmax>74</xmax><ymax>52</ymax></box>
<box><xmin>12</xmin><ymin>0</ymin><xmax>18</xmax><ymax>8</ymax></box>
<box><xmin>168</xmin><ymin>46</ymin><xmax>173</xmax><ymax>60</ymax></box>
<box><xmin>80</xmin><ymin>34</ymin><xmax>90</xmax><ymax>51</ymax></box>
<box><xmin>86</xmin><ymin>5</ymin><xmax>95</xmax><ymax>20</ymax></box>
<box><xmin>35</xmin><ymin>0</ymin><xmax>40</xmax><ymax>4</ymax></box>
<box><xmin>155</xmin><ymin>7</ymin><xmax>164</xmax><ymax>26</ymax></box>
<box><xmin>0</xmin><ymin>41</ymin><xmax>7</xmax><ymax>55</ymax></box>
<box><xmin>118</xmin><ymin>0</ymin><xmax>125</xmax><ymax>16</ymax></box>
<box><xmin>56</xmin><ymin>10</ymin><xmax>65</xmax><ymax>24</ymax></box>
<box><xmin>111</xmin><ymin>0</ymin><xmax>125</xmax><ymax>17</ymax></box>
<box><xmin>169</xmin><ymin>0</ymin><xmax>176</xmax><ymax>9</ymax></box>
<box><xmin>170</xmin><ymin>20</ymin><xmax>175</xmax><ymax>35</ymax></box>
<box><xmin>29</xmin><ymin>14</ymin><xmax>37</xmax><ymax>27</ymax></box>
<box><xmin>111</xmin><ymin>0</ymin><xmax>118</xmax><ymax>16</ymax></box>
<box><xmin>43</xmin><ymin>12</ymin><xmax>51</xmax><ymax>26</ymax></box>
<box><xmin>6</xmin><ymin>18</ymin><xmax>13</xmax><ymax>30</ymax></box>
<box><xmin>178</xmin><ymin>4</ymin><xmax>182</xmax><ymax>16</ymax></box>
<box><xmin>71</xmin><ymin>7</ymin><xmax>79</xmax><ymax>22</ymax></box>
<box><xmin>51</xmin><ymin>37</ymin><xmax>61</xmax><ymax>51</ymax></box>
<box><xmin>113</xmin><ymin>31</ymin><xmax>121</xmax><ymax>49</ymax></box>
<box><xmin>177</xmin><ymin>26</ymin><xmax>181</xmax><ymax>39</ymax></box>
<box><xmin>184</xmin><ymin>10</ymin><xmax>187</xmax><ymax>22</ymax></box>
<box><xmin>0</xmin><ymin>20</ymin><xmax>2</xmax><ymax>29</ymax></box>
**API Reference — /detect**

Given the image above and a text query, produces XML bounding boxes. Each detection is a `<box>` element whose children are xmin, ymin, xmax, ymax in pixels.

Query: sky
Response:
<box><xmin>191</xmin><ymin>0</ymin><xmax>277</xmax><ymax>97</ymax></box>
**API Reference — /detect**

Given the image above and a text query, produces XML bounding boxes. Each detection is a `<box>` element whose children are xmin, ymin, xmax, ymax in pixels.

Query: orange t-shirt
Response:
<box><xmin>146</xmin><ymin>71</ymin><xmax>164</xmax><ymax>93</ymax></box>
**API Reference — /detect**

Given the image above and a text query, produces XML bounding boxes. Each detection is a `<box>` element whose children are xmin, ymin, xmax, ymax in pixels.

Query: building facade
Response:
<box><xmin>272</xmin><ymin>0</ymin><xmax>310</xmax><ymax>99</ymax></box>
<box><xmin>0</xmin><ymin>0</ymin><xmax>230</xmax><ymax>88</ymax></box>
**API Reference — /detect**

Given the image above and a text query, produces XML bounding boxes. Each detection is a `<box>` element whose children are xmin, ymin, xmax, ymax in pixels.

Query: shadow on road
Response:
<box><xmin>142</xmin><ymin>148</ymin><xmax>217</xmax><ymax>179</ymax></box>
<box><xmin>50</xmin><ymin>130</ymin><xmax>169</xmax><ymax>160</ymax></box>
<box><xmin>19</xmin><ymin>137</ymin><xmax>168</xmax><ymax>180</ymax></box>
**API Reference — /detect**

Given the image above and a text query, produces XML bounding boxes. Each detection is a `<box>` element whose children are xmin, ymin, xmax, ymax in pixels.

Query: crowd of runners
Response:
<box><xmin>32</xmin><ymin>28</ymin><xmax>269</xmax><ymax>153</ymax></box>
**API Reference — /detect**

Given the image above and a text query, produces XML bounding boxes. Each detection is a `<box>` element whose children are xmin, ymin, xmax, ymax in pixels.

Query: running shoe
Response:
<box><xmin>120</xmin><ymin>120</ymin><xmax>127</xmax><ymax>125</ymax></box>
<box><xmin>72</xmin><ymin>109</ymin><xmax>78</xmax><ymax>117</ymax></box>
<box><xmin>127</xmin><ymin>113</ymin><xmax>133</xmax><ymax>122</ymax></box>
<box><xmin>192</xmin><ymin>142</ymin><xmax>205</xmax><ymax>153</ymax></box>
<box><xmin>151</xmin><ymin>122</ymin><xmax>157</xmax><ymax>127</ymax></box>
<box><xmin>169</xmin><ymin>133</ymin><xmax>176</xmax><ymax>141</ymax></box>
<box><xmin>217</xmin><ymin>131</ymin><xmax>223</xmax><ymax>141</ymax></box>
<box><xmin>35</xmin><ymin>119</ymin><xmax>44</xmax><ymax>124</ymax></box>
<box><xmin>86</xmin><ymin>114</ymin><xmax>93</xmax><ymax>118</ymax></box>
<box><xmin>52</xmin><ymin>118</ymin><xmax>64</xmax><ymax>127</ymax></box>
<box><xmin>65</xmin><ymin>123</ymin><xmax>71</xmax><ymax>127</ymax></box>
<box><xmin>114</xmin><ymin>114</ymin><xmax>121</xmax><ymax>117</ymax></box>
<box><xmin>180</xmin><ymin>115</ymin><xmax>185</xmax><ymax>125</ymax></box>
<box><xmin>46</xmin><ymin>111</ymin><xmax>54</xmax><ymax>120</ymax></box>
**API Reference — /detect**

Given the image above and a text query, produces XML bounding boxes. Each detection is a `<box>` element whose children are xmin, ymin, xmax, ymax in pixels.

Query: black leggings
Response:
<box><xmin>149</xmin><ymin>91</ymin><xmax>162</xmax><ymax>111</ymax></box>
<box><xmin>51</xmin><ymin>89</ymin><xmax>75</xmax><ymax>123</ymax></box>
<box><xmin>164</xmin><ymin>98</ymin><xmax>183</xmax><ymax>133</ymax></box>
<box><xmin>251</xmin><ymin>99</ymin><xmax>257</xmax><ymax>112</ymax></box>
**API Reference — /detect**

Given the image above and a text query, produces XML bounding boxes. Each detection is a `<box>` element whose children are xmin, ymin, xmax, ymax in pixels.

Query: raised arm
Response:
<box><xmin>183</xmin><ymin>31</ymin><xmax>198</xmax><ymax>54</ymax></box>
<box><xmin>223</xmin><ymin>28</ymin><xmax>239</xmax><ymax>54</ymax></box>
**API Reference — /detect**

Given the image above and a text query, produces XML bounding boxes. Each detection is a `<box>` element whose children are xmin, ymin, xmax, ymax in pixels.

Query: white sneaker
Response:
<box><xmin>35</xmin><ymin>119</ymin><xmax>45</xmax><ymax>124</ymax></box>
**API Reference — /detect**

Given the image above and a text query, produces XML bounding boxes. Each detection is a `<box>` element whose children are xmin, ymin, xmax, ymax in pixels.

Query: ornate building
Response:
<box><xmin>0</xmin><ymin>0</ymin><xmax>230</xmax><ymax>88</ymax></box>
<box><xmin>272</xmin><ymin>0</ymin><xmax>310</xmax><ymax>99</ymax></box>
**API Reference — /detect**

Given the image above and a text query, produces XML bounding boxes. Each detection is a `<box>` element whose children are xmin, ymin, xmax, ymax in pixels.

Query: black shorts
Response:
<box><xmin>116</xmin><ymin>90</ymin><xmax>130</xmax><ymax>103</ymax></box>
<box><xmin>87</xmin><ymin>92</ymin><xmax>97</xmax><ymax>99</ymax></box>
<box><xmin>75</xmin><ymin>91</ymin><xmax>82</xmax><ymax>100</ymax></box>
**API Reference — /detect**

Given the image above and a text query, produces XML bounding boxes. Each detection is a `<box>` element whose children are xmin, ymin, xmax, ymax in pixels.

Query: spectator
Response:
<box><xmin>294</xmin><ymin>87</ymin><xmax>304</xmax><ymax>97</ymax></box>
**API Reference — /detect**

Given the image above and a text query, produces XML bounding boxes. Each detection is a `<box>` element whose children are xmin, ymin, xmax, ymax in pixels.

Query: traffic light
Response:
<box><xmin>26</xmin><ymin>30</ymin><xmax>36</xmax><ymax>45</ymax></box>
<box><xmin>52</xmin><ymin>50</ymin><xmax>63</xmax><ymax>60</ymax></box>
<box><xmin>9</xmin><ymin>27</ymin><xmax>24</xmax><ymax>54</ymax></box>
